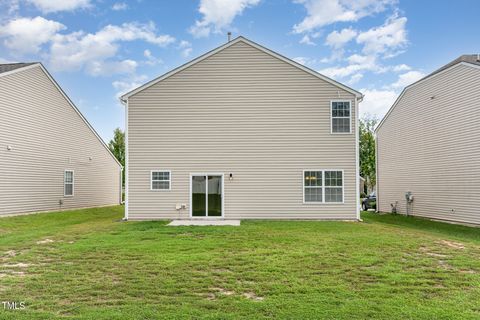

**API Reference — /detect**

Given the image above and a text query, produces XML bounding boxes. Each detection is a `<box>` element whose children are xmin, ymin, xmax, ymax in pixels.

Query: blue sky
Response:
<box><xmin>1</xmin><ymin>0</ymin><xmax>479</xmax><ymax>142</ymax></box>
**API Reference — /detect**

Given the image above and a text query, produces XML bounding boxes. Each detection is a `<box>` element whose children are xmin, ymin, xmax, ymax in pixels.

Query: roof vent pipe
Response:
<box><xmin>227</xmin><ymin>32</ymin><xmax>232</xmax><ymax>42</ymax></box>
<box><xmin>477</xmin><ymin>53</ymin><xmax>480</xmax><ymax>62</ymax></box>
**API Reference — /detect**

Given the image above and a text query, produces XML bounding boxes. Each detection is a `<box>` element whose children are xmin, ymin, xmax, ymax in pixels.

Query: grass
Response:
<box><xmin>0</xmin><ymin>206</ymin><xmax>479</xmax><ymax>319</ymax></box>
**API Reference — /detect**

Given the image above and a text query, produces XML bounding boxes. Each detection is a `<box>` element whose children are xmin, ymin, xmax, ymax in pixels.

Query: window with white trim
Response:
<box><xmin>325</xmin><ymin>170</ymin><xmax>343</xmax><ymax>202</ymax></box>
<box><xmin>64</xmin><ymin>170</ymin><xmax>74</xmax><ymax>196</ymax></box>
<box><xmin>331</xmin><ymin>101</ymin><xmax>351</xmax><ymax>133</ymax></box>
<box><xmin>304</xmin><ymin>171</ymin><xmax>323</xmax><ymax>202</ymax></box>
<box><xmin>304</xmin><ymin>170</ymin><xmax>343</xmax><ymax>203</ymax></box>
<box><xmin>151</xmin><ymin>171</ymin><xmax>170</xmax><ymax>190</ymax></box>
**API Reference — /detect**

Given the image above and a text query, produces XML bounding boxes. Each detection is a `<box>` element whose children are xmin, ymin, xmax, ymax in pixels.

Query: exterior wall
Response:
<box><xmin>0</xmin><ymin>65</ymin><xmax>121</xmax><ymax>216</ymax></box>
<box><xmin>376</xmin><ymin>63</ymin><xmax>480</xmax><ymax>225</ymax></box>
<box><xmin>127</xmin><ymin>41</ymin><xmax>358</xmax><ymax>220</ymax></box>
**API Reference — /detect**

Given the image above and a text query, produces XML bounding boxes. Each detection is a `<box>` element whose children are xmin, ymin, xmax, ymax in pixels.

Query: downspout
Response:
<box><xmin>120</xmin><ymin>96</ymin><xmax>128</xmax><ymax>221</ymax></box>
<box><xmin>356</xmin><ymin>94</ymin><xmax>364</xmax><ymax>221</ymax></box>
<box><xmin>120</xmin><ymin>167</ymin><xmax>124</xmax><ymax>204</ymax></box>
<box><xmin>375</xmin><ymin>133</ymin><xmax>379</xmax><ymax>213</ymax></box>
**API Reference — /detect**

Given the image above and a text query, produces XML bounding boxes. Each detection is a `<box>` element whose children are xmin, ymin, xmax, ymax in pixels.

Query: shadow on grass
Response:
<box><xmin>362</xmin><ymin>211</ymin><xmax>480</xmax><ymax>243</ymax></box>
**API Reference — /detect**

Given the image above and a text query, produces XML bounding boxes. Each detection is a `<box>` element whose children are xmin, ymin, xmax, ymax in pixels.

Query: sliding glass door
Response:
<box><xmin>191</xmin><ymin>175</ymin><xmax>223</xmax><ymax>217</ymax></box>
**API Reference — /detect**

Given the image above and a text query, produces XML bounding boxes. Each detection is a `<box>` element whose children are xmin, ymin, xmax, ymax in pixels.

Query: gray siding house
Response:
<box><xmin>0</xmin><ymin>63</ymin><xmax>122</xmax><ymax>216</ymax></box>
<box><xmin>376</xmin><ymin>55</ymin><xmax>480</xmax><ymax>225</ymax></box>
<box><xmin>121</xmin><ymin>37</ymin><xmax>363</xmax><ymax>220</ymax></box>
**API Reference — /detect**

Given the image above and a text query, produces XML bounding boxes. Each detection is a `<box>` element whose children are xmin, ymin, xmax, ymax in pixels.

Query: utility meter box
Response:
<box><xmin>405</xmin><ymin>191</ymin><xmax>414</xmax><ymax>203</ymax></box>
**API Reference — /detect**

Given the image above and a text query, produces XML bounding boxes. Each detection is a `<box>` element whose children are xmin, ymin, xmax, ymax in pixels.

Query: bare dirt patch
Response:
<box><xmin>37</xmin><ymin>238</ymin><xmax>55</xmax><ymax>244</ymax></box>
<box><xmin>211</xmin><ymin>287</ymin><xmax>235</xmax><ymax>296</ymax></box>
<box><xmin>2</xmin><ymin>263</ymin><xmax>31</xmax><ymax>268</ymax></box>
<box><xmin>3</xmin><ymin>250</ymin><xmax>17</xmax><ymax>257</ymax></box>
<box><xmin>243</xmin><ymin>292</ymin><xmax>264</xmax><ymax>301</ymax></box>
<box><xmin>438</xmin><ymin>240</ymin><xmax>465</xmax><ymax>250</ymax></box>
<box><xmin>419</xmin><ymin>246</ymin><xmax>447</xmax><ymax>258</ymax></box>
<box><xmin>459</xmin><ymin>269</ymin><xmax>476</xmax><ymax>274</ymax></box>
<box><xmin>0</xmin><ymin>270</ymin><xmax>26</xmax><ymax>278</ymax></box>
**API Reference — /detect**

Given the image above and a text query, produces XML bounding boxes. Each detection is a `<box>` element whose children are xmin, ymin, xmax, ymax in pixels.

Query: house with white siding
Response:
<box><xmin>376</xmin><ymin>55</ymin><xmax>480</xmax><ymax>225</ymax></box>
<box><xmin>121</xmin><ymin>37</ymin><xmax>363</xmax><ymax>220</ymax></box>
<box><xmin>0</xmin><ymin>63</ymin><xmax>122</xmax><ymax>216</ymax></box>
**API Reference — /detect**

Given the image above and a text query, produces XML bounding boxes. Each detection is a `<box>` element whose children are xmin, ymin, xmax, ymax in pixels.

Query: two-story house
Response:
<box><xmin>121</xmin><ymin>37</ymin><xmax>362</xmax><ymax>220</ymax></box>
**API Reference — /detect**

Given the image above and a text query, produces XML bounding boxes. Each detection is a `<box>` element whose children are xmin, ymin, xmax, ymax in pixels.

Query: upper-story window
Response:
<box><xmin>331</xmin><ymin>101</ymin><xmax>351</xmax><ymax>133</ymax></box>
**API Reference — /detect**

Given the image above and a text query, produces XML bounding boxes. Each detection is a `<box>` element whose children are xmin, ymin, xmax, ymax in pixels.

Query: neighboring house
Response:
<box><xmin>376</xmin><ymin>55</ymin><xmax>480</xmax><ymax>225</ymax></box>
<box><xmin>121</xmin><ymin>37</ymin><xmax>363</xmax><ymax>220</ymax></box>
<box><xmin>0</xmin><ymin>63</ymin><xmax>122</xmax><ymax>216</ymax></box>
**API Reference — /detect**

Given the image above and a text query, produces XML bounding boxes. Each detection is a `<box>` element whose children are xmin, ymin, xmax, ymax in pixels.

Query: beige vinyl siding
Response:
<box><xmin>376</xmin><ymin>63</ymin><xmax>480</xmax><ymax>225</ymax></box>
<box><xmin>0</xmin><ymin>65</ymin><xmax>121</xmax><ymax>216</ymax></box>
<box><xmin>127</xmin><ymin>40</ymin><xmax>357</xmax><ymax>220</ymax></box>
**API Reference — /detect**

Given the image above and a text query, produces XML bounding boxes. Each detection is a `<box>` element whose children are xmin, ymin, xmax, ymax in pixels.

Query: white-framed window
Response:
<box><xmin>64</xmin><ymin>170</ymin><xmax>74</xmax><ymax>196</ymax></box>
<box><xmin>331</xmin><ymin>101</ymin><xmax>351</xmax><ymax>133</ymax></box>
<box><xmin>303</xmin><ymin>170</ymin><xmax>344</xmax><ymax>203</ymax></box>
<box><xmin>304</xmin><ymin>170</ymin><xmax>323</xmax><ymax>203</ymax></box>
<box><xmin>151</xmin><ymin>170</ymin><xmax>171</xmax><ymax>190</ymax></box>
<box><xmin>324</xmin><ymin>170</ymin><xmax>343</xmax><ymax>203</ymax></box>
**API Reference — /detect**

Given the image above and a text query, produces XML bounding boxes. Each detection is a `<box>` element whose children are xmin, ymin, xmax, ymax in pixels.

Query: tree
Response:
<box><xmin>109</xmin><ymin>128</ymin><xmax>125</xmax><ymax>185</ymax></box>
<box><xmin>359</xmin><ymin>114</ymin><xmax>378</xmax><ymax>195</ymax></box>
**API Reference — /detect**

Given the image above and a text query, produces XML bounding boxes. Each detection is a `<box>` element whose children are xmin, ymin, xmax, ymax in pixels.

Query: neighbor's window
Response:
<box><xmin>64</xmin><ymin>170</ymin><xmax>74</xmax><ymax>196</ymax></box>
<box><xmin>151</xmin><ymin>171</ymin><xmax>171</xmax><ymax>190</ymax></box>
<box><xmin>331</xmin><ymin>101</ymin><xmax>351</xmax><ymax>133</ymax></box>
<box><xmin>325</xmin><ymin>170</ymin><xmax>343</xmax><ymax>203</ymax></box>
<box><xmin>304</xmin><ymin>171</ymin><xmax>323</xmax><ymax>202</ymax></box>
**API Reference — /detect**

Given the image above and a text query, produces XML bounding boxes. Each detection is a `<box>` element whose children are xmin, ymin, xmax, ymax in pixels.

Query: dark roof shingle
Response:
<box><xmin>0</xmin><ymin>63</ymin><xmax>38</xmax><ymax>74</ymax></box>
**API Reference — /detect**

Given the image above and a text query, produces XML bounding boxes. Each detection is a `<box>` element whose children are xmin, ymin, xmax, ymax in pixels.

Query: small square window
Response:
<box><xmin>151</xmin><ymin>171</ymin><xmax>171</xmax><ymax>190</ymax></box>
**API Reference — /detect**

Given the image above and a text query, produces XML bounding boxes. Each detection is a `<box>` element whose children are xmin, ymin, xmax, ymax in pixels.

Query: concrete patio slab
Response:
<box><xmin>167</xmin><ymin>220</ymin><xmax>241</xmax><ymax>226</ymax></box>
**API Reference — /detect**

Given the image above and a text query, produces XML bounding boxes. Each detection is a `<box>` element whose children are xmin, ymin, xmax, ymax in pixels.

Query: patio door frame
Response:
<box><xmin>189</xmin><ymin>173</ymin><xmax>225</xmax><ymax>218</ymax></box>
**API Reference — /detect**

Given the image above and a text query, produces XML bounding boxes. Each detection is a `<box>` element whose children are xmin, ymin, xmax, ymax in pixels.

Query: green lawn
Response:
<box><xmin>0</xmin><ymin>206</ymin><xmax>479</xmax><ymax>319</ymax></box>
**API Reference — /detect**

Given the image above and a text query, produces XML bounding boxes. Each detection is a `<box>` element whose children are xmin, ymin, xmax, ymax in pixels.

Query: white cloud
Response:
<box><xmin>182</xmin><ymin>47</ymin><xmax>192</xmax><ymax>57</ymax></box>
<box><xmin>293</xmin><ymin>56</ymin><xmax>317</xmax><ymax>66</ymax></box>
<box><xmin>356</xmin><ymin>15</ymin><xmax>407</xmax><ymax>56</ymax></box>
<box><xmin>0</xmin><ymin>16</ymin><xmax>65</xmax><ymax>54</ymax></box>
<box><xmin>178</xmin><ymin>40</ymin><xmax>192</xmax><ymax>57</ymax></box>
<box><xmin>112</xmin><ymin>74</ymin><xmax>148</xmax><ymax>98</ymax></box>
<box><xmin>26</xmin><ymin>0</ymin><xmax>91</xmax><ymax>13</ymax></box>
<box><xmin>86</xmin><ymin>59</ymin><xmax>137</xmax><ymax>76</ymax></box>
<box><xmin>392</xmin><ymin>63</ymin><xmax>411</xmax><ymax>72</ymax></box>
<box><xmin>189</xmin><ymin>0</ymin><xmax>260</xmax><ymax>37</ymax></box>
<box><xmin>293</xmin><ymin>0</ymin><xmax>395</xmax><ymax>33</ymax></box>
<box><xmin>299</xmin><ymin>34</ymin><xmax>315</xmax><ymax>45</ymax></box>
<box><xmin>143</xmin><ymin>49</ymin><xmax>163</xmax><ymax>65</ymax></box>
<box><xmin>325</xmin><ymin>27</ymin><xmax>357</xmax><ymax>49</ymax></box>
<box><xmin>360</xmin><ymin>88</ymin><xmax>398</xmax><ymax>117</ymax></box>
<box><xmin>293</xmin><ymin>57</ymin><xmax>308</xmax><ymax>65</ymax></box>
<box><xmin>320</xmin><ymin>54</ymin><xmax>380</xmax><ymax>78</ymax></box>
<box><xmin>347</xmin><ymin>73</ymin><xmax>363</xmax><ymax>85</ymax></box>
<box><xmin>112</xmin><ymin>2</ymin><xmax>128</xmax><ymax>11</ymax></box>
<box><xmin>390</xmin><ymin>70</ymin><xmax>424</xmax><ymax>89</ymax></box>
<box><xmin>49</xmin><ymin>22</ymin><xmax>175</xmax><ymax>75</ymax></box>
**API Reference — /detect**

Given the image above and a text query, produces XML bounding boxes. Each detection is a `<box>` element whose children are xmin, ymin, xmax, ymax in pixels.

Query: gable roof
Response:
<box><xmin>375</xmin><ymin>55</ymin><xmax>480</xmax><ymax>133</ymax></box>
<box><xmin>0</xmin><ymin>62</ymin><xmax>122</xmax><ymax>168</ymax></box>
<box><xmin>0</xmin><ymin>62</ymin><xmax>38</xmax><ymax>75</ymax></box>
<box><xmin>120</xmin><ymin>36</ymin><xmax>363</xmax><ymax>101</ymax></box>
